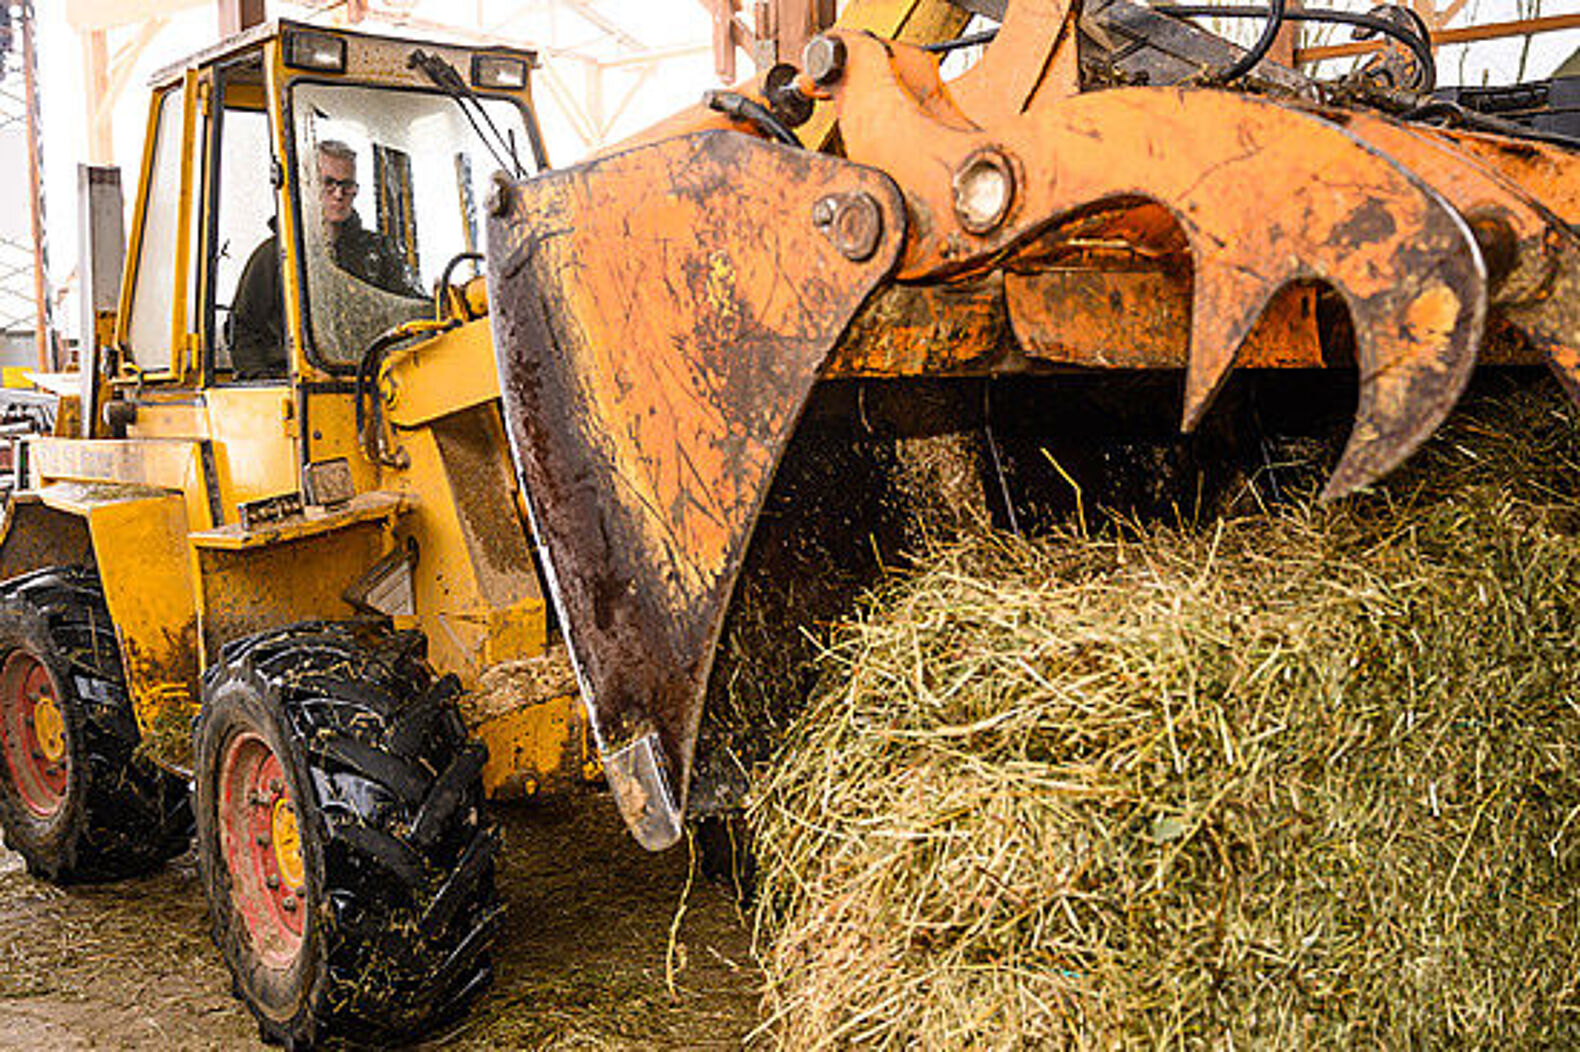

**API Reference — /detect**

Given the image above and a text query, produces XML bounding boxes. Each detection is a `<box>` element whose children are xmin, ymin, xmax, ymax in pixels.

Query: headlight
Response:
<box><xmin>472</xmin><ymin>54</ymin><xmax>528</xmax><ymax>90</ymax></box>
<box><xmin>283</xmin><ymin>30</ymin><xmax>346</xmax><ymax>73</ymax></box>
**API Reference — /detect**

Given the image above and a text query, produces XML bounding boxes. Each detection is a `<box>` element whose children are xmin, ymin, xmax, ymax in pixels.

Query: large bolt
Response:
<box><xmin>804</xmin><ymin>35</ymin><xmax>847</xmax><ymax>86</ymax></box>
<box><xmin>812</xmin><ymin>191</ymin><xmax>883</xmax><ymax>262</ymax></box>
<box><xmin>1466</xmin><ymin>210</ymin><xmax>1519</xmax><ymax>294</ymax></box>
<box><xmin>487</xmin><ymin>170</ymin><xmax>515</xmax><ymax>218</ymax></box>
<box><xmin>952</xmin><ymin>148</ymin><xmax>1017</xmax><ymax>235</ymax></box>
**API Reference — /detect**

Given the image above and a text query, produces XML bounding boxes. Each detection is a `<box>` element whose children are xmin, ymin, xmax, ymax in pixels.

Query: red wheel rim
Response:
<box><xmin>0</xmin><ymin>651</ymin><xmax>69</xmax><ymax>817</ymax></box>
<box><xmin>218</xmin><ymin>731</ymin><xmax>307</xmax><ymax>968</ymax></box>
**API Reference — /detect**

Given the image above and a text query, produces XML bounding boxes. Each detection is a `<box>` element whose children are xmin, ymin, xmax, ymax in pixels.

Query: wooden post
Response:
<box><xmin>712</xmin><ymin>0</ymin><xmax>738</xmax><ymax>81</ymax></box>
<box><xmin>81</xmin><ymin>30</ymin><xmax>113</xmax><ymax>164</ymax></box>
<box><xmin>20</xmin><ymin>4</ymin><xmax>51</xmax><ymax>370</ymax></box>
<box><xmin>1269</xmin><ymin>0</ymin><xmax>1302</xmax><ymax>69</ymax></box>
<box><xmin>217</xmin><ymin>0</ymin><xmax>266</xmax><ymax>36</ymax></box>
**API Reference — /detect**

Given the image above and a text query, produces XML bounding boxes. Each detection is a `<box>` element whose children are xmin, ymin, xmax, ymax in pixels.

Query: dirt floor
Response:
<box><xmin>0</xmin><ymin>792</ymin><xmax>762</xmax><ymax>1050</ymax></box>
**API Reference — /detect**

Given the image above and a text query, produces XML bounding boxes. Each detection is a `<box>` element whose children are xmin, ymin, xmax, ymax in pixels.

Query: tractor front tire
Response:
<box><xmin>0</xmin><ymin>566</ymin><xmax>192</xmax><ymax>882</ymax></box>
<box><xmin>194</xmin><ymin>621</ymin><xmax>501</xmax><ymax>1049</ymax></box>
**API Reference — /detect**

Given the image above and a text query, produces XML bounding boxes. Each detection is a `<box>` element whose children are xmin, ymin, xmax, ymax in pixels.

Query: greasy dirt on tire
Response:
<box><xmin>0</xmin><ymin>794</ymin><xmax>760</xmax><ymax>1050</ymax></box>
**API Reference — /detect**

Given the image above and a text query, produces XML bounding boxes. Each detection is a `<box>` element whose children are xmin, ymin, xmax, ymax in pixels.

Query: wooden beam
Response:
<box><xmin>1267</xmin><ymin>0</ymin><xmax>1303</xmax><ymax>68</ymax></box>
<box><xmin>64</xmin><ymin>0</ymin><xmax>206</xmax><ymax>32</ymax></box>
<box><xmin>81</xmin><ymin>30</ymin><xmax>112</xmax><ymax>165</ymax></box>
<box><xmin>601</xmin><ymin>64</ymin><xmax>658</xmax><ymax>138</ymax></box>
<box><xmin>770</xmin><ymin>0</ymin><xmax>837</xmax><ymax>69</ymax></box>
<box><xmin>559</xmin><ymin>0</ymin><xmax>645</xmax><ymax>51</ymax></box>
<box><xmin>79</xmin><ymin>16</ymin><xmax>168</xmax><ymax>168</ymax></box>
<box><xmin>711</xmin><ymin>0</ymin><xmax>740</xmax><ymax>82</ymax></box>
<box><xmin>216</xmin><ymin>0</ymin><xmax>266</xmax><ymax>36</ymax></box>
<box><xmin>538</xmin><ymin>63</ymin><xmax>598</xmax><ymax>149</ymax></box>
<box><xmin>597</xmin><ymin>43</ymin><xmax>712</xmax><ymax>69</ymax></box>
<box><xmin>1296</xmin><ymin>13</ymin><xmax>1580</xmax><ymax>64</ymax></box>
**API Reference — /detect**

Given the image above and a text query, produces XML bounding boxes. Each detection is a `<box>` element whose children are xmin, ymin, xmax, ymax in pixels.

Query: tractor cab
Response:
<box><xmin>101</xmin><ymin>21</ymin><xmax>544</xmax><ymax>510</ymax></box>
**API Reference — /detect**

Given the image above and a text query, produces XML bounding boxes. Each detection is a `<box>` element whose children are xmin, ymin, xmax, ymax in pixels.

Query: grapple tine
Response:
<box><xmin>1328</xmin><ymin>114</ymin><xmax>1580</xmax><ymax>417</ymax></box>
<box><xmin>1166</xmin><ymin>111</ymin><xmax>1489</xmax><ymax>502</ymax></box>
<box><xmin>1504</xmin><ymin>234</ymin><xmax>1580</xmax><ymax>405</ymax></box>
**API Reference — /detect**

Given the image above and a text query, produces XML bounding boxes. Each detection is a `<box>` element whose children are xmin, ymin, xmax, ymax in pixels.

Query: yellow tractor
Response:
<box><xmin>0</xmin><ymin>1</ymin><xmax>1575</xmax><ymax>1047</ymax></box>
<box><xmin>0</xmin><ymin>21</ymin><xmax>562</xmax><ymax>1046</ymax></box>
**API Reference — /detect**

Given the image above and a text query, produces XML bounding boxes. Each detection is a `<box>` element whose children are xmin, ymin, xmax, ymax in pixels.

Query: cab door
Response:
<box><xmin>201</xmin><ymin>53</ymin><xmax>299</xmax><ymax>511</ymax></box>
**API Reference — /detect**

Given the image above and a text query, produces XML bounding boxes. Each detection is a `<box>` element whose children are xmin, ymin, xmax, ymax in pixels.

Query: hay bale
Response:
<box><xmin>749</xmin><ymin>380</ymin><xmax>1580</xmax><ymax>1048</ymax></box>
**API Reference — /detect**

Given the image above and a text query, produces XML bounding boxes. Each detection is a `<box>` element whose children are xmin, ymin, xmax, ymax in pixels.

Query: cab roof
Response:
<box><xmin>149</xmin><ymin>17</ymin><xmax>537</xmax><ymax>89</ymax></box>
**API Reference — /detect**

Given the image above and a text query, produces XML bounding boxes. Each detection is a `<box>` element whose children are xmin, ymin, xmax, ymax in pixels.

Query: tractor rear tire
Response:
<box><xmin>193</xmin><ymin>621</ymin><xmax>501</xmax><ymax>1049</ymax></box>
<box><xmin>0</xmin><ymin>566</ymin><xmax>192</xmax><ymax>882</ymax></box>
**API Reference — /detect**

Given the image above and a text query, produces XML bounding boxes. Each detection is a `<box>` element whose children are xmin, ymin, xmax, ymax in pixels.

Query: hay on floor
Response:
<box><xmin>749</xmin><ymin>380</ymin><xmax>1580</xmax><ymax>1049</ymax></box>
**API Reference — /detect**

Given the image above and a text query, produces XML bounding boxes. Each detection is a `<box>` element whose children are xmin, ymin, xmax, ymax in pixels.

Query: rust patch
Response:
<box><xmin>122</xmin><ymin>615</ymin><xmax>201</xmax><ymax>774</ymax></box>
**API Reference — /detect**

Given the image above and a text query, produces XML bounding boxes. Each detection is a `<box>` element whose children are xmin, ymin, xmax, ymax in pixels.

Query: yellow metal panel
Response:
<box><xmin>29</xmin><ymin>437</ymin><xmax>219</xmax><ymax>531</ymax></box>
<box><xmin>483</xmin><ymin>602</ymin><xmax>543</xmax><ymax>667</ymax></box>
<box><xmin>127</xmin><ymin>402</ymin><xmax>210</xmax><ymax>437</ymax></box>
<box><xmin>386</xmin><ymin>418</ymin><xmax>547</xmax><ymax>690</ymax></box>
<box><xmin>0</xmin><ymin>495</ymin><xmax>93</xmax><ymax>582</ymax></box>
<box><xmin>196</xmin><ymin>521</ymin><xmax>392</xmax><ymax>666</ymax></box>
<box><xmin>472</xmin><ymin>693</ymin><xmax>592</xmax><ymax>798</ymax></box>
<box><xmin>83</xmin><ymin>488</ymin><xmax>201</xmax><ymax>774</ymax></box>
<box><xmin>204</xmin><ymin>385</ymin><xmax>301</xmax><ymax>509</ymax></box>
<box><xmin>188</xmin><ymin>491</ymin><xmax>407</xmax><ymax>550</ymax></box>
<box><xmin>298</xmin><ymin>391</ymin><xmax>380</xmax><ymax>497</ymax></box>
<box><xmin>53</xmin><ymin>398</ymin><xmax>82</xmax><ymax>438</ymax></box>
<box><xmin>383</xmin><ymin>321</ymin><xmax>502</xmax><ymax>428</ymax></box>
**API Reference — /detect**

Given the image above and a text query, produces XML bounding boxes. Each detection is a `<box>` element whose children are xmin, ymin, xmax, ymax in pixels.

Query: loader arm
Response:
<box><xmin>487</xmin><ymin>0</ymin><xmax>1580</xmax><ymax>848</ymax></box>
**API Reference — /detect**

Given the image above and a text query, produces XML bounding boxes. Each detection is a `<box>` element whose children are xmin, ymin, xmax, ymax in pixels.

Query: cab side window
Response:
<box><xmin>211</xmin><ymin>104</ymin><xmax>279</xmax><ymax>383</ymax></box>
<box><xmin>124</xmin><ymin>87</ymin><xmax>188</xmax><ymax>373</ymax></box>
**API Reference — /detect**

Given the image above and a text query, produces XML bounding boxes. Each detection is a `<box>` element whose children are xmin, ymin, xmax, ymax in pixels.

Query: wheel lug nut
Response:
<box><xmin>281</xmin><ymin>895</ymin><xmax>297</xmax><ymax>912</ymax></box>
<box><xmin>256</xmin><ymin>834</ymin><xmax>270</xmax><ymax>846</ymax></box>
<box><xmin>266</xmin><ymin>875</ymin><xmax>280</xmax><ymax>890</ymax></box>
<box><xmin>269</xmin><ymin>779</ymin><xmax>283</xmax><ymax>795</ymax></box>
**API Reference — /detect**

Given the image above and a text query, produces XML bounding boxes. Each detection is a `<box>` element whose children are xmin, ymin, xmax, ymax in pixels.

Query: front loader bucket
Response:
<box><xmin>486</xmin><ymin>132</ymin><xmax>905</xmax><ymax>849</ymax></box>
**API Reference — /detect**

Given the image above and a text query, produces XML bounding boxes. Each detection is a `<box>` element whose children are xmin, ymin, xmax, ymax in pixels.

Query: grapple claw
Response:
<box><xmin>1504</xmin><ymin>233</ymin><xmax>1580</xmax><ymax>405</ymax></box>
<box><xmin>825</xmin><ymin>36</ymin><xmax>1491</xmax><ymax>498</ymax></box>
<box><xmin>1327</xmin><ymin>113</ymin><xmax>1580</xmax><ymax>423</ymax></box>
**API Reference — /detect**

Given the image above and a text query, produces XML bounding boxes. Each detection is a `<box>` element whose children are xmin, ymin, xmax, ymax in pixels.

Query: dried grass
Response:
<box><xmin>461</xmin><ymin>643</ymin><xmax>578</xmax><ymax>727</ymax></box>
<box><xmin>749</xmin><ymin>379</ymin><xmax>1580</xmax><ymax>1049</ymax></box>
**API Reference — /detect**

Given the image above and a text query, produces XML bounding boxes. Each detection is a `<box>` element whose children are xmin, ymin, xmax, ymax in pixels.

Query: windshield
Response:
<box><xmin>291</xmin><ymin>82</ymin><xmax>529</xmax><ymax>367</ymax></box>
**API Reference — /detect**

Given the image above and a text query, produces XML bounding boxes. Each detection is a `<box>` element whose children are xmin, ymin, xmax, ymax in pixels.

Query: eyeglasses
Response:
<box><xmin>322</xmin><ymin>176</ymin><xmax>358</xmax><ymax>195</ymax></box>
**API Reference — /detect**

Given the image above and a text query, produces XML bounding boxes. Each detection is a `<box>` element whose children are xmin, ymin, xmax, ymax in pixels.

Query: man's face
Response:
<box><xmin>319</xmin><ymin>151</ymin><xmax>357</xmax><ymax>226</ymax></box>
